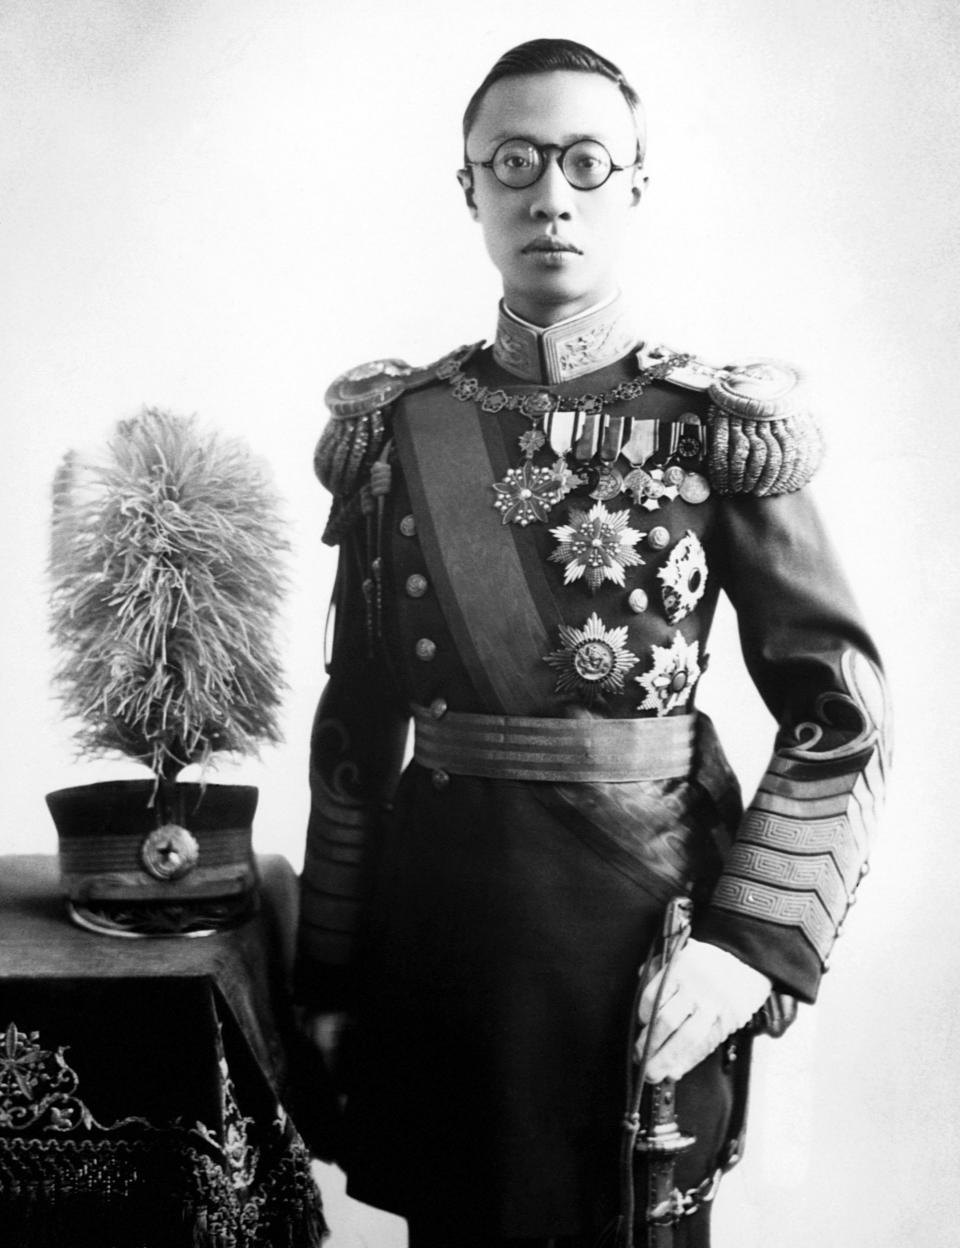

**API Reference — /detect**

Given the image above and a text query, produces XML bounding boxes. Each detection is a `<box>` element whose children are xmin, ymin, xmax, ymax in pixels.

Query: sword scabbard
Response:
<box><xmin>635</xmin><ymin>898</ymin><xmax>697</xmax><ymax>1247</ymax></box>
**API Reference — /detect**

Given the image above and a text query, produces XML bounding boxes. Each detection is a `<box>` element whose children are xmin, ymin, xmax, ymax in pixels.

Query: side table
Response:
<box><xmin>0</xmin><ymin>854</ymin><xmax>329</xmax><ymax>1248</ymax></box>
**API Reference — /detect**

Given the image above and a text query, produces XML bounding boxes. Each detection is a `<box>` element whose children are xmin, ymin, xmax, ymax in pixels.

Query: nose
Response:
<box><xmin>527</xmin><ymin>156</ymin><xmax>575</xmax><ymax>221</ymax></box>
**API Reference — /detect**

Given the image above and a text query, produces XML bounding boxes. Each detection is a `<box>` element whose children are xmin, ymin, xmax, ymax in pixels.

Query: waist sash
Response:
<box><xmin>413</xmin><ymin>706</ymin><xmax>695</xmax><ymax>783</ymax></box>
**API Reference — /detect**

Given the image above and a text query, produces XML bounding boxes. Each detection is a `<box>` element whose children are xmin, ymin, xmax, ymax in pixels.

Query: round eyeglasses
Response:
<box><xmin>465</xmin><ymin>137</ymin><xmax>642</xmax><ymax>191</ymax></box>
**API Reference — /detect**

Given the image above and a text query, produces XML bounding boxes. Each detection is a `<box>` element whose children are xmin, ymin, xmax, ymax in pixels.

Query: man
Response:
<box><xmin>296</xmin><ymin>38</ymin><xmax>889</xmax><ymax>1248</ymax></box>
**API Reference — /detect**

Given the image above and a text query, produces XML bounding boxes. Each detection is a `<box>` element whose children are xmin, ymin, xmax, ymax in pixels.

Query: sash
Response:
<box><xmin>392</xmin><ymin>388</ymin><xmax>560</xmax><ymax>713</ymax></box>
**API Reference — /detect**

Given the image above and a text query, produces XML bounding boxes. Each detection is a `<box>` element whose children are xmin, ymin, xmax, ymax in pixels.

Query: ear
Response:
<box><xmin>456</xmin><ymin>168</ymin><xmax>479</xmax><ymax>219</ymax></box>
<box><xmin>630</xmin><ymin>173</ymin><xmax>648</xmax><ymax>207</ymax></box>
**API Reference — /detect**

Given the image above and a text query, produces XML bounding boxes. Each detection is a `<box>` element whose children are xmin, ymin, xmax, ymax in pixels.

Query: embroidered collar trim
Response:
<box><xmin>493</xmin><ymin>294</ymin><xmax>639</xmax><ymax>384</ymax></box>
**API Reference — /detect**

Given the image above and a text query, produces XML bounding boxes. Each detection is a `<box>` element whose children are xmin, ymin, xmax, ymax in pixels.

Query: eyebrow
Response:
<box><xmin>484</xmin><ymin>131</ymin><xmax>600</xmax><ymax>147</ymax></box>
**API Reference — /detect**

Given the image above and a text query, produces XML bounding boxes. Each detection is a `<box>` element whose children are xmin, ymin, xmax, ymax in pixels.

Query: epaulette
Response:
<box><xmin>315</xmin><ymin>344</ymin><xmax>482</xmax><ymax>543</ymax></box>
<box><xmin>651</xmin><ymin>351</ymin><xmax>824</xmax><ymax>497</ymax></box>
<box><xmin>706</xmin><ymin>360</ymin><xmax>824</xmax><ymax>496</ymax></box>
<box><xmin>314</xmin><ymin>344</ymin><xmax>482</xmax><ymax>497</ymax></box>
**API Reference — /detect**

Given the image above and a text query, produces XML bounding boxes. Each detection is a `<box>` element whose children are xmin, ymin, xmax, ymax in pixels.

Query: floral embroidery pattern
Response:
<box><xmin>657</xmin><ymin>531</ymin><xmax>708</xmax><ymax>623</ymax></box>
<box><xmin>544</xmin><ymin>613</ymin><xmax>640</xmax><ymax>700</ymax></box>
<box><xmin>194</xmin><ymin>1047</ymin><xmax>259</xmax><ymax>1193</ymax></box>
<box><xmin>0</xmin><ymin>1022</ymin><xmax>94</xmax><ymax>1133</ymax></box>
<box><xmin>549</xmin><ymin>502</ymin><xmax>645</xmax><ymax>592</ymax></box>
<box><xmin>635</xmin><ymin>631</ymin><xmax>702</xmax><ymax>716</ymax></box>
<box><xmin>557</xmin><ymin>321</ymin><xmax>636</xmax><ymax>376</ymax></box>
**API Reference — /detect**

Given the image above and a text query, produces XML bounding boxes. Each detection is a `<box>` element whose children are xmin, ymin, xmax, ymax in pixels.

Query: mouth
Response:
<box><xmin>522</xmin><ymin>238</ymin><xmax>582</xmax><ymax>255</ymax></box>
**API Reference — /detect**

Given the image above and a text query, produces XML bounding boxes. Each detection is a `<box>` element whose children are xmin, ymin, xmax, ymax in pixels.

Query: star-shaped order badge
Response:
<box><xmin>492</xmin><ymin>461</ymin><xmax>566</xmax><ymax>526</ymax></box>
<box><xmin>548</xmin><ymin>457</ymin><xmax>582</xmax><ymax>502</ymax></box>
<box><xmin>657</xmin><ymin>530</ymin><xmax>708</xmax><ymax>623</ymax></box>
<box><xmin>544</xmin><ymin>612</ymin><xmax>640</xmax><ymax>701</ymax></box>
<box><xmin>635</xmin><ymin>631</ymin><xmax>702</xmax><ymax>716</ymax></box>
<box><xmin>549</xmin><ymin>501</ymin><xmax>645</xmax><ymax>592</ymax></box>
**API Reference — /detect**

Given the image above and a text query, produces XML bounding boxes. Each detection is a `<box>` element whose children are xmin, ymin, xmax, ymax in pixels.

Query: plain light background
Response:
<box><xmin>1</xmin><ymin>1</ymin><xmax>957</xmax><ymax>1245</ymax></box>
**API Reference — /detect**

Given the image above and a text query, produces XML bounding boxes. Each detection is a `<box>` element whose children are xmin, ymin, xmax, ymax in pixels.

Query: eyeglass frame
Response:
<box><xmin>460</xmin><ymin>136</ymin><xmax>644</xmax><ymax>191</ymax></box>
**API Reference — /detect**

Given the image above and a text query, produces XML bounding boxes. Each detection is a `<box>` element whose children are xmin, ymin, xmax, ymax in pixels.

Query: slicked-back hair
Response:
<box><xmin>462</xmin><ymin>38</ymin><xmax>646</xmax><ymax>161</ymax></box>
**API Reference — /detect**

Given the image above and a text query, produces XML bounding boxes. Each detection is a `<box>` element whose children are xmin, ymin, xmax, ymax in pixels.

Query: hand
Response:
<box><xmin>296</xmin><ymin>1008</ymin><xmax>355</xmax><ymax>1084</ymax></box>
<box><xmin>636</xmin><ymin>939</ymin><xmax>771</xmax><ymax>1083</ymax></box>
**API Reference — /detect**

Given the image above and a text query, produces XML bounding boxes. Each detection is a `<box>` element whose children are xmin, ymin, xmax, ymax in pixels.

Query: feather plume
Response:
<box><xmin>50</xmin><ymin>408</ymin><xmax>288</xmax><ymax>780</ymax></box>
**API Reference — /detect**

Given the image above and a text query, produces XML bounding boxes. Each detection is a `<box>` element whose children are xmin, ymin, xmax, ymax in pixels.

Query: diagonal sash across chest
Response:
<box><xmin>393</xmin><ymin>387</ymin><xmax>560</xmax><ymax>714</ymax></box>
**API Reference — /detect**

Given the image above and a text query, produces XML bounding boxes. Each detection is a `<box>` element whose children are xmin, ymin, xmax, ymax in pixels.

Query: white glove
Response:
<box><xmin>636</xmin><ymin>939</ymin><xmax>772</xmax><ymax>1083</ymax></box>
<box><xmin>296</xmin><ymin>1008</ymin><xmax>354</xmax><ymax>1081</ymax></box>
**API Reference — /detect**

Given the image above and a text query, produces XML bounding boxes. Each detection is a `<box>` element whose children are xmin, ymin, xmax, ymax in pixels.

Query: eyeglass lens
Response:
<box><xmin>491</xmin><ymin>139</ymin><xmax>615</xmax><ymax>190</ymax></box>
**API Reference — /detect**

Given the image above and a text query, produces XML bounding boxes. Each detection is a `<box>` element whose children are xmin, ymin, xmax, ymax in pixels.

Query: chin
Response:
<box><xmin>511</xmin><ymin>275</ymin><xmax>599</xmax><ymax>312</ymax></box>
<box><xmin>530</xmin><ymin>294</ymin><xmax>601</xmax><ymax>323</ymax></box>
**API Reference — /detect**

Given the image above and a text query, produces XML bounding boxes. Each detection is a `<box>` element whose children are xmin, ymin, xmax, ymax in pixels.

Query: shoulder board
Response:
<box><xmin>637</xmin><ymin>342</ymin><xmax>721</xmax><ymax>391</ymax></box>
<box><xmin>704</xmin><ymin>359</ymin><xmax>824</xmax><ymax>496</ymax></box>
<box><xmin>323</xmin><ymin>342</ymin><xmax>483</xmax><ymax>420</ymax></box>
<box><xmin>316</xmin><ymin>344</ymin><xmax>483</xmax><ymax>536</ymax></box>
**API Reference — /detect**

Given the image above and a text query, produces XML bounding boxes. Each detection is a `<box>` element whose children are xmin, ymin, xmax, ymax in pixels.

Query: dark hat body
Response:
<box><xmin>46</xmin><ymin>779</ymin><xmax>259</xmax><ymax>933</ymax></box>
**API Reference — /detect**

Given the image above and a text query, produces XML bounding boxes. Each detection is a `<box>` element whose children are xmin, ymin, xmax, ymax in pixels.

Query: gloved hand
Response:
<box><xmin>287</xmin><ymin>1007</ymin><xmax>354</xmax><ymax>1161</ymax></box>
<box><xmin>296</xmin><ymin>1008</ymin><xmax>355</xmax><ymax>1089</ymax></box>
<box><xmin>636</xmin><ymin>939</ymin><xmax>772</xmax><ymax>1082</ymax></box>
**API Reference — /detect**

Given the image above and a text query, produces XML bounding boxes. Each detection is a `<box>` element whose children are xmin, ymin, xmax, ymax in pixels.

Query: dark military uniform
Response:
<box><xmin>296</xmin><ymin>297</ymin><xmax>889</xmax><ymax>1246</ymax></box>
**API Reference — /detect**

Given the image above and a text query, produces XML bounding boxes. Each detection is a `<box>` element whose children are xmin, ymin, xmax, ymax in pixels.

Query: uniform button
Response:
<box><xmin>648</xmin><ymin>525</ymin><xmax>670</xmax><ymax>550</ymax></box>
<box><xmin>628</xmin><ymin>588</ymin><xmax>648</xmax><ymax>614</ymax></box>
<box><xmin>432</xmin><ymin>769</ymin><xmax>450</xmax><ymax>791</ymax></box>
<box><xmin>399</xmin><ymin>514</ymin><xmax>417</xmax><ymax>537</ymax></box>
<box><xmin>429</xmin><ymin>697</ymin><xmax>448</xmax><ymax>719</ymax></box>
<box><xmin>859</xmin><ymin>862</ymin><xmax>870</xmax><ymax>878</ymax></box>
<box><xmin>415</xmin><ymin>638</ymin><xmax>437</xmax><ymax>662</ymax></box>
<box><xmin>405</xmin><ymin>573</ymin><xmax>428</xmax><ymax>598</ymax></box>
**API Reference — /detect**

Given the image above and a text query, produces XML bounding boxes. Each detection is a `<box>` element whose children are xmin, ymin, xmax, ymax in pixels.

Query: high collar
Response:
<box><xmin>492</xmin><ymin>294</ymin><xmax>639</xmax><ymax>384</ymax></box>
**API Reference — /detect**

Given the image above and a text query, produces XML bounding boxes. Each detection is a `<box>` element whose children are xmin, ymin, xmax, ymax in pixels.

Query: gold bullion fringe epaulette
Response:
<box><xmin>660</xmin><ymin>353</ymin><xmax>825</xmax><ymax>497</ymax></box>
<box><xmin>706</xmin><ymin>360</ymin><xmax>824</xmax><ymax>496</ymax></box>
<box><xmin>316</xmin><ymin>344</ymin><xmax>483</xmax><ymax>544</ymax></box>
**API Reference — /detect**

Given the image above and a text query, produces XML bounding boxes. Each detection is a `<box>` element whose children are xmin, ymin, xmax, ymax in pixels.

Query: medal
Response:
<box><xmin>679</xmin><ymin>472</ymin><xmax>711</xmax><ymax>504</ymax></box>
<box><xmin>519</xmin><ymin>428</ymin><xmax>546</xmax><ymax>458</ymax></box>
<box><xmin>548</xmin><ymin>457</ymin><xmax>582</xmax><ymax>502</ymax></box>
<box><xmin>544</xmin><ymin>612</ymin><xmax>640</xmax><ymax>701</ymax></box>
<box><xmin>589</xmin><ymin>465</ymin><xmax>624</xmax><ymax>501</ymax></box>
<box><xmin>624</xmin><ymin>467</ymin><xmax>679</xmax><ymax>511</ymax></box>
<box><xmin>492</xmin><ymin>462</ymin><xmax>565</xmax><ymax>526</ymax></box>
<box><xmin>549</xmin><ymin>501</ymin><xmax>645</xmax><ymax>592</ymax></box>
<box><xmin>657</xmin><ymin>530</ymin><xmax>708</xmax><ymax>623</ymax></box>
<box><xmin>635</xmin><ymin>632</ymin><xmax>702</xmax><ymax>716</ymax></box>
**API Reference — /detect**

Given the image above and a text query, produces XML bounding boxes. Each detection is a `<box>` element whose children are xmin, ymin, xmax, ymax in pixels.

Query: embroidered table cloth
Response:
<box><xmin>0</xmin><ymin>854</ymin><xmax>328</xmax><ymax>1248</ymax></box>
